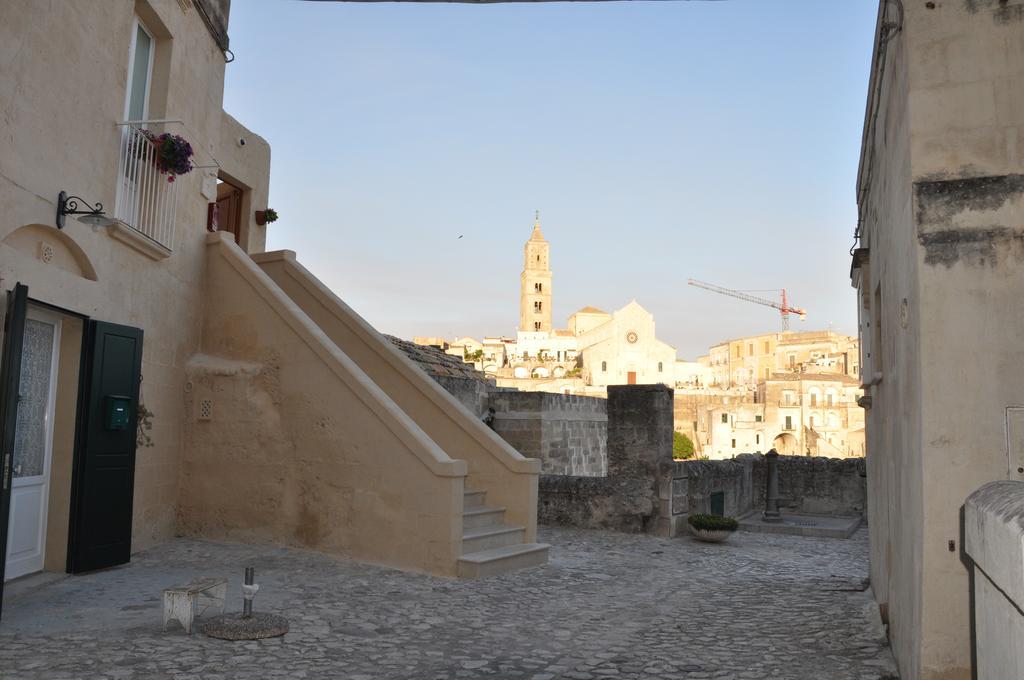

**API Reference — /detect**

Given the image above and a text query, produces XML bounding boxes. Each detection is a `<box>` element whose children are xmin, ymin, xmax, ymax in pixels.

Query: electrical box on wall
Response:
<box><xmin>104</xmin><ymin>395</ymin><xmax>133</xmax><ymax>430</ymax></box>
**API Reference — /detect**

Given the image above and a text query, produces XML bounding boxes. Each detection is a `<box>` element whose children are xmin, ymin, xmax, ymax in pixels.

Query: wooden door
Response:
<box><xmin>0</xmin><ymin>283</ymin><xmax>28</xmax><ymax>617</ymax></box>
<box><xmin>627</xmin><ymin>371</ymin><xmax>637</xmax><ymax>385</ymax></box>
<box><xmin>68</xmin><ymin>321</ymin><xmax>143</xmax><ymax>573</ymax></box>
<box><xmin>215</xmin><ymin>182</ymin><xmax>242</xmax><ymax>240</ymax></box>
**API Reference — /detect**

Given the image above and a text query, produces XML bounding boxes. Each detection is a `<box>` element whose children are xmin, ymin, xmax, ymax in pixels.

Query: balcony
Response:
<box><xmin>113</xmin><ymin>120</ymin><xmax>183</xmax><ymax>258</ymax></box>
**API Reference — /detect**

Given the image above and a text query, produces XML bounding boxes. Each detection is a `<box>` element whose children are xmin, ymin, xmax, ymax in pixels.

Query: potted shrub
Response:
<box><xmin>687</xmin><ymin>513</ymin><xmax>739</xmax><ymax>543</ymax></box>
<box><xmin>255</xmin><ymin>208</ymin><xmax>278</xmax><ymax>226</ymax></box>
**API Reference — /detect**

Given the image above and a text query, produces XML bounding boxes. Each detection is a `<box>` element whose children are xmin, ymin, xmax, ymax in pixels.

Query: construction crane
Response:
<box><xmin>688</xmin><ymin>278</ymin><xmax>807</xmax><ymax>331</ymax></box>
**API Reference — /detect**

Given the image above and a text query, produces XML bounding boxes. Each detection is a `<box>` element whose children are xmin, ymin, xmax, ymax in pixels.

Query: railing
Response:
<box><xmin>114</xmin><ymin>120</ymin><xmax>181</xmax><ymax>251</ymax></box>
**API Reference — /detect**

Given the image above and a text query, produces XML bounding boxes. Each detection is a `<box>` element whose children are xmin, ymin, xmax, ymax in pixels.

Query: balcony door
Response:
<box><xmin>116</xmin><ymin>17</ymin><xmax>155</xmax><ymax>232</ymax></box>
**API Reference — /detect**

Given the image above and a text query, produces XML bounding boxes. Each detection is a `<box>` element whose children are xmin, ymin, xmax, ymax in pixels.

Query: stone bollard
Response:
<box><xmin>763</xmin><ymin>449</ymin><xmax>783</xmax><ymax>523</ymax></box>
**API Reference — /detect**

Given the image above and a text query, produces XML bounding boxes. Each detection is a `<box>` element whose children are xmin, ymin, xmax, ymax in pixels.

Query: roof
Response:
<box><xmin>768</xmin><ymin>371</ymin><xmax>861</xmax><ymax>385</ymax></box>
<box><xmin>553</xmin><ymin>329</ymin><xmax>575</xmax><ymax>337</ymax></box>
<box><xmin>528</xmin><ymin>219</ymin><xmax>546</xmax><ymax>243</ymax></box>
<box><xmin>573</xmin><ymin>306</ymin><xmax>608</xmax><ymax>315</ymax></box>
<box><xmin>388</xmin><ymin>335</ymin><xmax>490</xmax><ymax>382</ymax></box>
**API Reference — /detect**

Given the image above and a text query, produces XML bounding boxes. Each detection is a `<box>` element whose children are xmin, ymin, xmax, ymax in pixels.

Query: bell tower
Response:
<box><xmin>520</xmin><ymin>211</ymin><xmax>553</xmax><ymax>333</ymax></box>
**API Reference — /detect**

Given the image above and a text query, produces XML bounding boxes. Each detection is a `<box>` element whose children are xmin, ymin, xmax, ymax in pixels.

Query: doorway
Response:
<box><xmin>0</xmin><ymin>284</ymin><xmax>144</xmax><ymax>619</ymax></box>
<box><xmin>627</xmin><ymin>371</ymin><xmax>637</xmax><ymax>385</ymax></box>
<box><xmin>215</xmin><ymin>179</ymin><xmax>244</xmax><ymax>241</ymax></box>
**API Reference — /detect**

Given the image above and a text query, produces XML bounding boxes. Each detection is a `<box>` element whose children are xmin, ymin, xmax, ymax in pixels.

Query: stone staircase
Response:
<box><xmin>457</xmin><ymin>490</ymin><xmax>550</xmax><ymax>578</ymax></box>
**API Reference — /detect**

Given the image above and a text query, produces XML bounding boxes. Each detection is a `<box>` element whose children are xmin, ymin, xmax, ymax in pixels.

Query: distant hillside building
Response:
<box><xmin>677</xmin><ymin>331</ymin><xmax>864</xmax><ymax>459</ymax></box>
<box><xmin>701</xmin><ymin>330</ymin><xmax>859</xmax><ymax>388</ymax></box>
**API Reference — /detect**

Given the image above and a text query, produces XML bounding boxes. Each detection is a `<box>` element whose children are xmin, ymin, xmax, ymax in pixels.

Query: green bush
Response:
<box><xmin>687</xmin><ymin>514</ymin><xmax>739</xmax><ymax>532</ymax></box>
<box><xmin>672</xmin><ymin>431</ymin><xmax>695</xmax><ymax>460</ymax></box>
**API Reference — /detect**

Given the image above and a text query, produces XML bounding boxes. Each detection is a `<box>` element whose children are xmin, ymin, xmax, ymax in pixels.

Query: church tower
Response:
<box><xmin>520</xmin><ymin>212</ymin><xmax>553</xmax><ymax>333</ymax></box>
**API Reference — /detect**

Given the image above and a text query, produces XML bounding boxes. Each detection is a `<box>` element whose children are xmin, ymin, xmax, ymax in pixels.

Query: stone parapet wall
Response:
<box><xmin>391</xmin><ymin>336</ymin><xmax>607</xmax><ymax>476</ymax></box>
<box><xmin>431</xmin><ymin>375</ymin><xmax>492</xmax><ymax>419</ymax></box>
<box><xmin>490</xmin><ymin>391</ymin><xmax>608</xmax><ymax>477</ymax></box>
<box><xmin>676</xmin><ymin>454</ymin><xmax>866</xmax><ymax>519</ymax></box>
<box><xmin>965</xmin><ymin>480</ymin><xmax>1024</xmax><ymax>680</ymax></box>
<box><xmin>539</xmin><ymin>385</ymin><xmax>676</xmax><ymax>534</ymax></box>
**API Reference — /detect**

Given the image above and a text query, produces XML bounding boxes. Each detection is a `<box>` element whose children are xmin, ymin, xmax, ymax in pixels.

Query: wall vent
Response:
<box><xmin>38</xmin><ymin>241</ymin><xmax>54</xmax><ymax>264</ymax></box>
<box><xmin>198</xmin><ymin>398</ymin><xmax>213</xmax><ymax>421</ymax></box>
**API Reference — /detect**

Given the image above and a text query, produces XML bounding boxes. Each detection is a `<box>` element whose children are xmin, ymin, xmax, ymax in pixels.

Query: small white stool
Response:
<box><xmin>162</xmin><ymin>578</ymin><xmax>227</xmax><ymax>634</ymax></box>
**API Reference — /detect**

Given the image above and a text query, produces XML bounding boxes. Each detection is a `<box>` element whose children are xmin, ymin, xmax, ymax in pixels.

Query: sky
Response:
<box><xmin>223</xmin><ymin>0</ymin><xmax>878</xmax><ymax>359</ymax></box>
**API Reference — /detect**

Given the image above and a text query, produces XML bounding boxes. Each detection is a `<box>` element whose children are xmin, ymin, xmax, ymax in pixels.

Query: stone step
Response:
<box><xmin>462</xmin><ymin>506</ymin><xmax>506</xmax><ymax>529</ymax></box>
<box><xmin>463</xmin><ymin>490</ymin><xmax>487</xmax><ymax>509</ymax></box>
<box><xmin>462</xmin><ymin>525</ymin><xmax>526</xmax><ymax>553</ymax></box>
<box><xmin>457</xmin><ymin>543</ymin><xmax>551</xmax><ymax>579</ymax></box>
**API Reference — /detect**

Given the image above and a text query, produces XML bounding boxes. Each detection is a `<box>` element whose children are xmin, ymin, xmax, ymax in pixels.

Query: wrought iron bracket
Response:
<box><xmin>56</xmin><ymin>190</ymin><xmax>106</xmax><ymax>230</ymax></box>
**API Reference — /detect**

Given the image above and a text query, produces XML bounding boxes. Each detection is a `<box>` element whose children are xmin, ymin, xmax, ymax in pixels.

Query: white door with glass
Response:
<box><xmin>4</xmin><ymin>309</ymin><xmax>61</xmax><ymax>581</ymax></box>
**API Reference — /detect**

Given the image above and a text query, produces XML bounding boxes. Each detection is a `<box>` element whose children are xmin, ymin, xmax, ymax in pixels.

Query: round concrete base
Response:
<box><xmin>202</xmin><ymin>613</ymin><xmax>289</xmax><ymax>640</ymax></box>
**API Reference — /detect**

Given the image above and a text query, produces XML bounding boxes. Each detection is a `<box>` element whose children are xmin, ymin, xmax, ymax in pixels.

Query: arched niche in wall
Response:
<box><xmin>2</xmin><ymin>224</ymin><xmax>98</xmax><ymax>281</ymax></box>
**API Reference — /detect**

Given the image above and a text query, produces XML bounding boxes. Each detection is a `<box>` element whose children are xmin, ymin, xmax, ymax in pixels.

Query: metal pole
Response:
<box><xmin>243</xmin><ymin>566</ymin><xmax>255</xmax><ymax>617</ymax></box>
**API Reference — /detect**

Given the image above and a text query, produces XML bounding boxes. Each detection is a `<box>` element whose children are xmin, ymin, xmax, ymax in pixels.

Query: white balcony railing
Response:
<box><xmin>114</xmin><ymin>120</ymin><xmax>180</xmax><ymax>252</ymax></box>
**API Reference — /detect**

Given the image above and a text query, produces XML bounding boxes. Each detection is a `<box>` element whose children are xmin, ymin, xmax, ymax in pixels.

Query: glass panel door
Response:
<box><xmin>5</xmin><ymin>312</ymin><xmax>60</xmax><ymax>581</ymax></box>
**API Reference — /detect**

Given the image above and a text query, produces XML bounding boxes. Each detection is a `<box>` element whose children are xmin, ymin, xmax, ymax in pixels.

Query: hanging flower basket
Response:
<box><xmin>141</xmin><ymin>129</ymin><xmax>194</xmax><ymax>183</ymax></box>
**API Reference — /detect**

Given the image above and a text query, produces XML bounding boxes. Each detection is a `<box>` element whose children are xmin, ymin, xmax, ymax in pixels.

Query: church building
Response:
<box><xmin>496</xmin><ymin>216</ymin><xmax>679</xmax><ymax>392</ymax></box>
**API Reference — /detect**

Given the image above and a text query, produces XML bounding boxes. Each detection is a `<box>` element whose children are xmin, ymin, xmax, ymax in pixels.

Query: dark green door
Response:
<box><xmin>710</xmin><ymin>491</ymin><xmax>725</xmax><ymax>517</ymax></box>
<box><xmin>68</xmin><ymin>321</ymin><xmax>143</xmax><ymax>573</ymax></box>
<box><xmin>0</xmin><ymin>283</ymin><xmax>29</xmax><ymax>617</ymax></box>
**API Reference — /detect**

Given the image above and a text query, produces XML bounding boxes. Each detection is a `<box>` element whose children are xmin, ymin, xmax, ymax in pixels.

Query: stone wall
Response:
<box><xmin>433</xmin><ymin>375</ymin><xmax>492</xmax><ymax>419</ymax></box>
<box><xmin>490</xmin><ymin>392</ymin><xmax>607</xmax><ymax>476</ymax></box>
<box><xmin>391</xmin><ymin>337</ymin><xmax>608</xmax><ymax>476</ymax></box>
<box><xmin>676</xmin><ymin>453</ymin><xmax>866</xmax><ymax>519</ymax></box>
<box><xmin>539</xmin><ymin>385</ymin><xmax>676</xmax><ymax>534</ymax></box>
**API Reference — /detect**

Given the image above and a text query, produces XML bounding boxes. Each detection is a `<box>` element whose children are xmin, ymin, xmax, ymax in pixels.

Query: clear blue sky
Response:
<box><xmin>224</xmin><ymin>0</ymin><xmax>878</xmax><ymax>359</ymax></box>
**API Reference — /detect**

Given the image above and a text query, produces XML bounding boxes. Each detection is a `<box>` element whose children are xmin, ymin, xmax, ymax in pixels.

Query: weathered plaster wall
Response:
<box><xmin>179</xmin><ymin>235</ymin><xmax>467</xmax><ymax>575</ymax></box>
<box><xmin>856</xmin><ymin>2</ymin><xmax>921</xmax><ymax>678</ymax></box>
<box><xmin>216</xmin><ymin>111</ymin><xmax>272</xmax><ymax>254</ymax></box>
<box><xmin>490</xmin><ymin>392</ymin><xmax>607</xmax><ymax>477</ymax></box>
<box><xmin>858</xmin><ymin>2</ymin><xmax>1024</xmax><ymax>678</ymax></box>
<box><xmin>254</xmin><ymin>251</ymin><xmax>540</xmax><ymax>541</ymax></box>
<box><xmin>0</xmin><ymin>0</ymin><xmax>269</xmax><ymax>555</ymax></box>
<box><xmin>910</xmin><ymin>3</ymin><xmax>1024</xmax><ymax>678</ymax></box>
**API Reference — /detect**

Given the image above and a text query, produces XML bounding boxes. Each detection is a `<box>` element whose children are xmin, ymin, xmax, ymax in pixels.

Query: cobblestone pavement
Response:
<box><xmin>0</xmin><ymin>527</ymin><xmax>897</xmax><ymax>680</ymax></box>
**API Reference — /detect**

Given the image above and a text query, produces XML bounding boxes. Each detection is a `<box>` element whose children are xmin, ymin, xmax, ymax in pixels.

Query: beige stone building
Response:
<box><xmin>676</xmin><ymin>373</ymin><xmax>864</xmax><ymax>460</ymax></box>
<box><xmin>852</xmin><ymin>1</ymin><xmax>1024</xmax><ymax>677</ymax></box>
<box><xmin>677</xmin><ymin>331</ymin><xmax>863</xmax><ymax>460</ymax></box>
<box><xmin>0</xmin><ymin>0</ymin><xmax>544</xmax><ymax>611</ymax></box>
<box><xmin>702</xmin><ymin>330</ymin><xmax>859</xmax><ymax>388</ymax></box>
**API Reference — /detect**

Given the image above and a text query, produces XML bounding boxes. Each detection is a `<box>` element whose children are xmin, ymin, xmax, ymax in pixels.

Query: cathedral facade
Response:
<box><xmin>433</xmin><ymin>216</ymin><xmax>680</xmax><ymax>395</ymax></box>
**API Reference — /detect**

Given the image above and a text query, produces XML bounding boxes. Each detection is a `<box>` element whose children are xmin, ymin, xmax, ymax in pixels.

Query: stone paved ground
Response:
<box><xmin>0</xmin><ymin>527</ymin><xmax>898</xmax><ymax>680</ymax></box>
